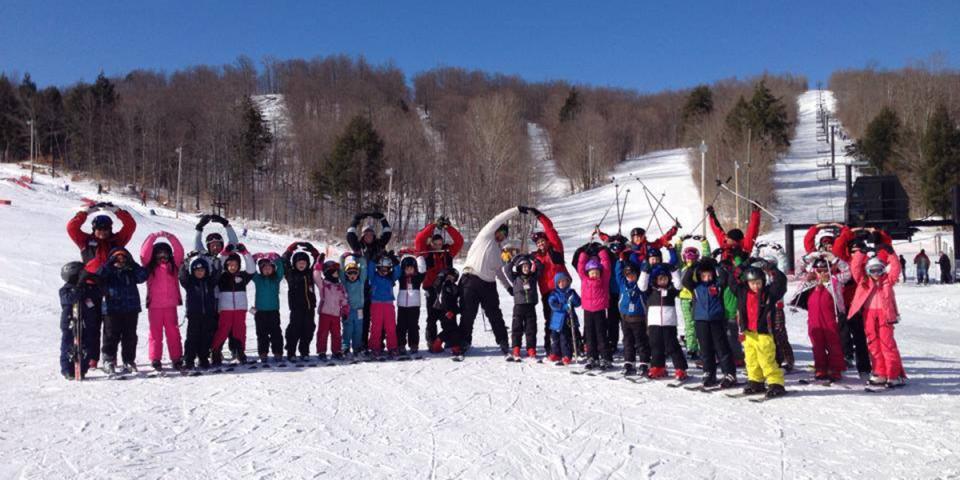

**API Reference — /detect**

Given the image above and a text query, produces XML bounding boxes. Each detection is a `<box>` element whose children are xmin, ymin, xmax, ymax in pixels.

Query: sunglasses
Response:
<box><xmin>346</xmin><ymin>270</ymin><xmax>359</xmax><ymax>276</ymax></box>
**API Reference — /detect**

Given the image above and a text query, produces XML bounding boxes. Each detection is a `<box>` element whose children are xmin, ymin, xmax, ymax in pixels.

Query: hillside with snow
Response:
<box><xmin>1</xmin><ymin>89</ymin><xmax>960</xmax><ymax>478</ymax></box>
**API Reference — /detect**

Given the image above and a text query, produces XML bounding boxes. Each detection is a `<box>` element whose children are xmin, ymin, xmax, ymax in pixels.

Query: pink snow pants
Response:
<box><xmin>864</xmin><ymin>308</ymin><xmax>905</xmax><ymax>379</ymax></box>
<box><xmin>213</xmin><ymin>310</ymin><xmax>247</xmax><ymax>351</ymax></box>
<box><xmin>368</xmin><ymin>302</ymin><xmax>398</xmax><ymax>352</ymax></box>
<box><xmin>316</xmin><ymin>313</ymin><xmax>343</xmax><ymax>355</ymax></box>
<box><xmin>148</xmin><ymin>307</ymin><xmax>183</xmax><ymax>362</ymax></box>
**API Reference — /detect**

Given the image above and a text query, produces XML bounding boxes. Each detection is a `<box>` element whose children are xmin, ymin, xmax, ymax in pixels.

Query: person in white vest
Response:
<box><xmin>460</xmin><ymin>206</ymin><xmax>536</xmax><ymax>354</ymax></box>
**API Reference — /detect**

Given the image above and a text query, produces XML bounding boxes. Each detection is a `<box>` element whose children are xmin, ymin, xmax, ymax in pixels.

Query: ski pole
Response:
<box><xmin>618</xmin><ymin>188</ymin><xmax>631</xmax><ymax>234</ymax></box>
<box><xmin>633</xmin><ymin>175</ymin><xmax>679</xmax><ymax>224</ymax></box>
<box><xmin>590</xmin><ymin>202</ymin><xmax>616</xmax><ymax>242</ymax></box>
<box><xmin>686</xmin><ymin>188</ymin><xmax>724</xmax><ymax>236</ymax></box>
<box><xmin>613</xmin><ymin>178</ymin><xmax>622</xmax><ymax>236</ymax></box>
<box><xmin>642</xmin><ymin>188</ymin><xmax>666</xmax><ymax>235</ymax></box>
<box><xmin>715</xmin><ymin>181</ymin><xmax>782</xmax><ymax>223</ymax></box>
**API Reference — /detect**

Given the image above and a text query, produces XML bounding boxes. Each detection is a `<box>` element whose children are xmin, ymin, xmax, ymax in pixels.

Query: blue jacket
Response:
<box><xmin>548</xmin><ymin>273</ymin><xmax>581</xmax><ymax>331</ymax></box>
<box><xmin>97</xmin><ymin>250</ymin><xmax>148</xmax><ymax>314</ymax></box>
<box><xmin>614</xmin><ymin>260</ymin><xmax>646</xmax><ymax>316</ymax></box>
<box><xmin>681</xmin><ymin>261</ymin><xmax>727</xmax><ymax>322</ymax></box>
<box><xmin>179</xmin><ymin>258</ymin><xmax>218</xmax><ymax>318</ymax></box>
<box><xmin>368</xmin><ymin>260</ymin><xmax>402</xmax><ymax>303</ymax></box>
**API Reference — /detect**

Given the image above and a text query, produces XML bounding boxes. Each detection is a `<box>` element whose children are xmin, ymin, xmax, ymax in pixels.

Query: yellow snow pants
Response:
<box><xmin>743</xmin><ymin>331</ymin><xmax>784</xmax><ymax>386</ymax></box>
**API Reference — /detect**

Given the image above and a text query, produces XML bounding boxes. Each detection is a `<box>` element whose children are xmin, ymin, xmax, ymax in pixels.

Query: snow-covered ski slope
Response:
<box><xmin>2</xmin><ymin>138</ymin><xmax>960</xmax><ymax>479</ymax></box>
<box><xmin>772</xmin><ymin>90</ymin><xmax>851</xmax><ymax>225</ymax></box>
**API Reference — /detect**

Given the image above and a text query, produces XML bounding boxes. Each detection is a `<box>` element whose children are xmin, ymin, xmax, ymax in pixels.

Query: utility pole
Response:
<box><xmin>734</xmin><ymin>159</ymin><xmax>740</xmax><ymax>227</ymax></box>
<box><xmin>27</xmin><ymin>120</ymin><xmax>34</xmax><ymax>182</ymax></box>
<box><xmin>385</xmin><ymin>167</ymin><xmax>394</xmax><ymax>220</ymax></box>
<box><xmin>830</xmin><ymin>125</ymin><xmax>836</xmax><ymax>179</ymax></box>
<box><xmin>699</xmin><ymin>140</ymin><xmax>708</xmax><ymax>237</ymax></box>
<box><xmin>175</xmin><ymin>146</ymin><xmax>183</xmax><ymax>219</ymax></box>
<box><xmin>588</xmin><ymin>144</ymin><xmax>594</xmax><ymax>189</ymax></box>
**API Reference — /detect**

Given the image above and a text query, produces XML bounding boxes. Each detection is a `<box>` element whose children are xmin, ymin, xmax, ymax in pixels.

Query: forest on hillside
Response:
<box><xmin>0</xmin><ymin>55</ymin><xmax>808</xmax><ymax>241</ymax></box>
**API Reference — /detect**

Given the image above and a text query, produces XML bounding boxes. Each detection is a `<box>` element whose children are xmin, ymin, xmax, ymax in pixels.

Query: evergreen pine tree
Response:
<box><xmin>856</xmin><ymin>106</ymin><xmax>901</xmax><ymax>174</ymax></box>
<box><xmin>921</xmin><ymin>104</ymin><xmax>960</xmax><ymax>217</ymax></box>
<box><xmin>559</xmin><ymin>88</ymin><xmax>581</xmax><ymax>123</ymax></box>
<box><xmin>682</xmin><ymin>85</ymin><xmax>713</xmax><ymax>124</ymax></box>
<box><xmin>313</xmin><ymin>115</ymin><xmax>385</xmax><ymax>209</ymax></box>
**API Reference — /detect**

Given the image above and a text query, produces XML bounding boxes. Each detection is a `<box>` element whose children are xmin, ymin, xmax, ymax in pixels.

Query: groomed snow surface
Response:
<box><xmin>3</xmin><ymin>92</ymin><xmax>960</xmax><ymax>478</ymax></box>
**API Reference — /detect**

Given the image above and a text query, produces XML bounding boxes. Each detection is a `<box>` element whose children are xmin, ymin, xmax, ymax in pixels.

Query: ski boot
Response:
<box><xmin>648</xmin><ymin>366</ymin><xmax>667</xmax><ymax>379</ymax></box>
<box><xmin>430</xmin><ymin>338</ymin><xmax>444</xmax><ymax>353</ymax></box>
<box><xmin>887</xmin><ymin>376</ymin><xmax>907</xmax><ymax>388</ymax></box>
<box><xmin>151</xmin><ymin>360</ymin><xmax>163</xmax><ymax>371</ymax></box>
<box><xmin>198</xmin><ymin>358</ymin><xmax>211</xmax><ymax>370</ymax></box>
<box><xmin>584</xmin><ymin>360</ymin><xmax>598</xmax><ymax>370</ymax></box>
<box><xmin>599</xmin><ymin>358</ymin><xmax>613</xmax><ymax>370</ymax></box>
<box><xmin>622</xmin><ymin>362</ymin><xmax>637</xmax><ymax>376</ymax></box>
<box><xmin>742</xmin><ymin>380</ymin><xmax>766</xmax><ymax>395</ymax></box>
<box><xmin>508</xmin><ymin>346</ymin><xmax>522</xmax><ymax>362</ymax></box>
<box><xmin>318</xmin><ymin>353</ymin><xmax>328</xmax><ymax>362</ymax></box>
<box><xmin>719</xmin><ymin>374</ymin><xmax>738</xmax><ymax>389</ymax></box>
<box><xmin>332</xmin><ymin>352</ymin><xmax>345</xmax><ymax>361</ymax></box>
<box><xmin>675</xmin><ymin>369</ymin><xmax>688</xmax><ymax>381</ymax></box>
<box><xmin>185</xmin><ymin>360</ymin><xmax>196</xmax><ymax>370</ymax></box>
<box><xmin>173</xmin><ymin>359</ymin><xmax>184</xmax><ymax>372</ymax></box>
<box><xmin>499</xmin><ymin>342</ymin><xmax>510</xmax><ymax>356</ymax></box>
<box><xmin>526</xmin><ymin>348</ymin><xmax>537</xmax><ymax>360</ymax></box>
<box><xmin>102</xmin><ymin>362</ymin><xmax>117</xmax><ymax>375</ymax></box>
<box><xmin>765</xmin><ymin>384</ymin><xmax>786</xmax><ymax>398</ymax></box>
<box><xmin>212</xmin><ymin>351</ymin><xmax>224</xmax><ymax>367</ymax></box>
<box><xmin>701</xmin><ymin>376</ymin><xmax>719</xmax><ymax>388</ymax></box>
<box><xmin>637</xmin><ymin>363</ymin><xmax>650</xmax><ymax>377</ymax></box>
<box><xmin>259</xmin><ymin>354</ymin><xmax>269</xmax><ymax>364</ymax></box>
<box><xmin>868</xmin><ymin>375</ymin><xmax>888</xmax><ymax>386</ymax></box>
<box><xmin>561</xmin><ymin>356</ymin><xmax>572</xmax><ymax>366</ymax></box>
<box><xmin>236</xmin><ymin>352</ymin><xmax>247</xmax><ymax>365</ymax></box>
<box><xmin>124</xmin><ymin>362</ymin><xmax>138</xmax><ymax>374</ymax></box>
<box><xmin>299</xmin><ymin>355</ymin><xmax>310</xmax><ymax>364</ymax></box>
<box><xmin>814</xmin><ymin>371</ymin><xmax>830</xmax><ymax>381</ymax></box>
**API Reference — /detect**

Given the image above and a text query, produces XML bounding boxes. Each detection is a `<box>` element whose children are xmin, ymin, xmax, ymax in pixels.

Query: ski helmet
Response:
<box><xmin>812</xmin><ymin>257</ymin><xmax>829</xmax><ymax>272</ymax></box>
<box><xmin>152</xmin><ymin>242</ymin><xmax>173</xmax><ymax>259</ymax></box>
<box><xmin>651</xmin><ymin>265</ymin><xmax>672</xmax><ymax>283</ymax></box>
<box><xmin>866</xmin><ymin>257</ymin><xmax>886</xmax><ymax>276</ymax></box>
<box><xmin>818</xmin><ymin>235</ymin><xmax>835</xmax><ymax>248</ymax></box>
<box><xmin>682</xmin><ymin>246</ymin><xmax>700</xmax><ymax>262</ymax></box>
<box><xmin>742</xmin><ymin>267</ymin><xmax>765</xmax><ymax>283</ymax></box>
<box><xmin>848</xmin><ymin>238</ymin><xmax>866</xmax><ymax>252</ymax></box>
<box><xmin>400</xmin><ymin>256</ymin><xmax>417</xmax><ymax>271</ymax></box>
<box><xmin>515</xmin><ymin>255</ymin><xmax>533</xmax><ymax>271</ymax></box>
<box><xmin>622</xmin><ymin>263</ymin><xmax>638</xmax><ymax>278</ymax></box>
<box><xmin>727</xmin><ymin>229</ymin><xmax>745</xmax><ymax>242</ymax></box>
<box><xmin>585</xmin><ymin>257</ymin><xmax>602</xmax><ymax>273</ymax></box>
<box><xmin>630</xmin><ymin>227</ymin><xmax>646</xmax><ymax>238</ymax></box>
<box><xmin>205</xmin><ymin>232</ymin><xmax>224</xmax><ymax>248</ymax></box>
<box><xmin>190</xmin><ymin>258</ymin><xmax>208</xmax><ymax>272</ymax></box>
<box><xmin>91</xmin><ymin>215</ymin><xmax>113</xmax><ymax>230</ymax></box>
<box><xmin>323</xmin><ymin>260</ymin><xmax>340</xmax><ymax>276</ymax></box>
<box><xmin>647</xmin><ymin>247</ymin><xmax>662</xmax><ymax>259</ymax></box>
<box><xmin>291</xmin><ymin>251</ymin><xmax>310</xmax><ymax>267</ymax></box>
<box><xmin>362</xmin><ymin>223</ymin><xmax>376</xmax><ymax>235</ymax></box>
<box><xmin>257</xmin><ymin>256</ymin><xmax>274</xmax><ymax>270</ymax></box>
<box><xmin>344</xmin><ymin>261</ymin><xmax>360</xmax><ymax>274</ymax></box>
<box><xmin>377</xmin><ymin>256</ymin><xmax>394</xmax><ymax>270</ymax></box>
<box><xmin>61</xmin><ymin>261</ymin><xmax>85</xmax><ymax>284</ymax></box>
<box><xmin>531</xmin><ymin>231</ymin><xmax>547</xmax><ymax>243</ymax></box>
<box><xmin>431</xmin><ymin>233</ymin><xmax>444</xmax><ymax>242</ymax></box>
<box><xmin>445</xmin><ymin>267</ymin><xmax>460</xmax><ymax>282</ymax></box>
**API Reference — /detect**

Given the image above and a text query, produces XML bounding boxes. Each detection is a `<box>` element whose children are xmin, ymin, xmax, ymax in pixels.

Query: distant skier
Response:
<box><xmin>140</xmin><ymin>231</ymin><xmax>185</xmax><ymax>372</ymax></box>
<box><xmin>938</xmin><ymin>252</ymin><xmax>953</xmax><ymax>284</ymax></box>
<box><xmin>414</xmin><ymin>217</ymin><xmax>464</xmax><ymax>352</ymax></box>
<box><xmin>913</xmin><ymin>250</ymin><xmax>930</xmax><ymax>285</ymax></box>
<box><xmin>898</xmin><ymin>255</ymin><xmax>907</xmax><ymax>283</ymax></box>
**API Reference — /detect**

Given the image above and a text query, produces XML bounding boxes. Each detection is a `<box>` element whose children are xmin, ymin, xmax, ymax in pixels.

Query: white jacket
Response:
<box><xmin>397</xmin><ymin>256</ymin><xmax>427</xmax><ymax>307</ymax></box>
<box><xmin>462</xmin><ymin>207</ymin><xmax>520</xmax><ymax>283</ymax></box>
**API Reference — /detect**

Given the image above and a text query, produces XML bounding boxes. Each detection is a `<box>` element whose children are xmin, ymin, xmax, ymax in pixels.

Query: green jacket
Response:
<box><xmin>252</xmin><ymin>258</ymin><xmax>285</xmax><ymax>311</ymax></box>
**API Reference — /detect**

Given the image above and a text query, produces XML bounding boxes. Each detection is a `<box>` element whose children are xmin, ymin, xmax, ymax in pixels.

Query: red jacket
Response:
<box><xmin>607</xmin><ymin>226</ymin><xmax>678</xmax><ymax>265</ymax></box>
<box><xmin>531</xmin><ymin>214</ymin><xmax>568</xmax><ymax>294</ymax></box>
<box><xmin>831</xmin><ymin>227</ymin><xmax>892</xmax><ymax>263</ymax></box>
<box><xmin>709</xmin><ymin>209</ymin><xmax>760</xmax><ymax>260</ymax></box>
<box><xmin>414</xmin><ymin>223</ymin><xmax>464</xmax><ymax>289</ymax></box>
<box><xmin>848</xmin><ymin>251</ymin><xmax>900</xmax><ymax>321</ymax></box>
<box><xmin>67</xmin><ymin>209</ymin><xmax>136</xmax><ymax>273</ymax></box>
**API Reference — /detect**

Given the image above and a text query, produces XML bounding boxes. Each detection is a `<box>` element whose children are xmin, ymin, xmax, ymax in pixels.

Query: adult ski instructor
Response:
<box><xmin>459</xmin><ymin>206</ymin><xmax>533</xmax><ymax>355</ymax></box>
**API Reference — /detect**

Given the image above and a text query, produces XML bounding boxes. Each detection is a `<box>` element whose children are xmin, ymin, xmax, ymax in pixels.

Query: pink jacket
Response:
<box><xmin>848</xmin><ymin>251</ymin><xmax>899</xmax><ymax>321</ymax></box>
<box><xmin>141</xmin><ymin>231</ymin><xmax>185</xmax><ymax>309</ymax></box>
<box><xmin>576</xmin><ymin>249</ymin><xmax>611</xmax><ymax>312</ymax></box>
<box><xmin>313</xmin><ymin>269</ymin><xmax>350</xmax><ymax>318</ymax></box>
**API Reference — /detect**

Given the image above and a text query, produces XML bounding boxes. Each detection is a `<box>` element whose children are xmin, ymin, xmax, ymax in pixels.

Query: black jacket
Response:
<box><xmin>730</xmin><ymin>269</ymin><xmax>787</xmax><ymax>334</ymax></box>
<box><xmin>179</xmin><ymin>262</ymin><xmax>218</xmax><ymax>318</ymax></box>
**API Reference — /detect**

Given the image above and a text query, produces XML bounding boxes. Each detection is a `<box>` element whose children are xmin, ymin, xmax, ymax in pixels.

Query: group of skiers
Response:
<box><xmin>902</xmin><ymin>249</ymin><xmax>953</xmax><ymax>285</ymax></box>
<box><xmin>58</xmin><ymin>199</ymin><xmax>910</xmax><ymax>395</ymax></box>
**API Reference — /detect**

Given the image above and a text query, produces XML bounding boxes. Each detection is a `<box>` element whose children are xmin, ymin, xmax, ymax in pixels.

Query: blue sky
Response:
<box><xmin>1</xmin><ymin>1</ymin><xmax>957</xmax><ymax>91</ymax></box>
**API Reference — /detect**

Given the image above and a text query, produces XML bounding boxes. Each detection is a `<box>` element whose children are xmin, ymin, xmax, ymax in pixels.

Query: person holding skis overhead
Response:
<box><xmin>528</xmin><ymin>208</ymin><xmax>568</xmax><ymax>357</ymax></box>
<box><xmin>140</xmin><ymin>231</ymin><xmax>185</xmax><ymax>373</ymax></box>
<box><xmin>414</xmin><ymin>217</ymin><xmax>464</xmax><ymax>352</ymax></box>
<box><xmin>460</xmin><ymin>206</ymin><xmax>529</xmax><ymax>355</ymax></box>
<box><xmin>67</xmin><ymin>202</ymin><xmax>136</xmax><ymax>369</ymax></box>
<box><xmin>706</xmin><ymin>204</ymin><xmax>760</xmax><ymax>263</ymax></box>
<box><xmin>850</xmin><ymin>249</ymin><xmax>906</xmax><ymax>388</ymax></box>
<box><xmin>606</xmin><ymin>222</ymin><xmax>679</xmax><ymax>269</ymax></box>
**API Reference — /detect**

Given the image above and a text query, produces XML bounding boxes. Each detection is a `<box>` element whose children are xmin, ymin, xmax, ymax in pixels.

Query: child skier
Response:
<box><xmin>314</xmin><ymin>260</ymin><xmax>350</xmax><ymax>361</ymax></box>
<box><xmin>502</xmin><ymin>254</ymin><xmax>543</xmax><ymax>361</ymax></box>
<box><xmin>433</xmin><ymin>268</ymin><xmax>464</xmax><ymax>357</ymax></box>
<box><xmin>849</xmin><ymin>250</ymin><xmax>906</xmax><ymax>387</ymax></box>
<box><xmin>640</xmin><ymin>264</ymin><xmax>689</xmax><ymax>380</ymax></box>
<box><xmin>283</xmin><ymin>242</ymin><xmax>321</xmax><ymax>362</ymax></box>
<box><xmin>791</xmin><ymin>255</ymin><xmax>849</xmax><ymax>381</ymax></box>
<box><xmin>179</xmin><ymin>255</ymin><xmax>219</xmax><ymax>370</ymax></box>
<box><xmin>140</xmin><ymin>231</ymin><xmax>185</xmax><ymax>372</ymax></box>
<box><xmin>730</xmin><ymin>267</ymin><xmax>787</xmax><ymax>398</ymax></box>
<box><xmin>252</xmin><ymin>253</ymin><xmax>285</xmax><ymax>364</ymax></box>
<box><xmin>414</xmin><ymin>218</ymin><xmax>464</xmax><ymax>352</ymax></box>
<box><xmin>340</xmin><ymin>253</ymin><xmax>367</xmax><ymax>358</ymax></box>
<box><xmin>97</xmin><ymin>248</ymin><xmax>148</xmax><ymax>375</ymax></box>
<box><xmin>211</xmin><ymin>244</ymin><xmax>255</xmax><ymax>366</ymax></box>
<box><xmin>368</xmin><ymin>253</ymin><xmax>403</xmax><ymax>358</ymax></box>
<box><xmin>547</xmin><ymin>272</ymin><xmax>581</xmax><ymax>366</ymax></box>
<box><xmin>614</xmin><ymin>258</ymin><xmax>648</xmax><ymax>376</ymax></box>
<box><xmin>396</xmin><ymin>255</ymin><xmax>427</xmax><ymax>357</ymax></box>
<box><xmin>576</xmin><ymin>243</ymin><xmax>613</xmax><ymax>369</ymax></box>
<box><xmin>58</xmin><ymin>262</ymin><xmax>99</xmax><ymax>380</ymax></box>
<box><xmin>681</xmin><ymin>258</ymin><xmax>737</xmax><ymax>388</ymax></box>
<box><xmin>676</xmin><ymin>235</ymin><xmax>711</xmax><ymax>361</ymax></box>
